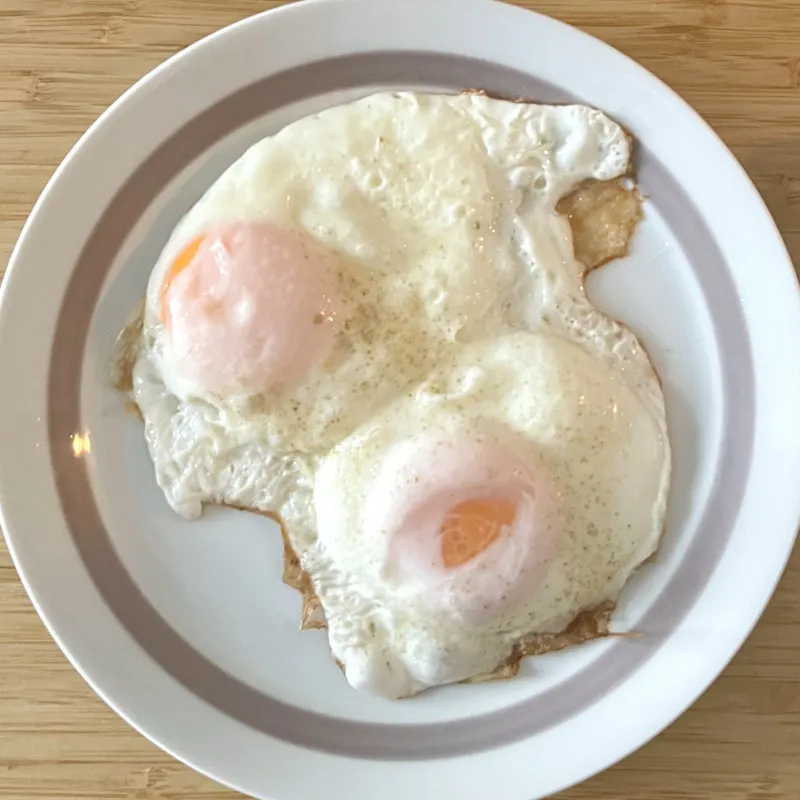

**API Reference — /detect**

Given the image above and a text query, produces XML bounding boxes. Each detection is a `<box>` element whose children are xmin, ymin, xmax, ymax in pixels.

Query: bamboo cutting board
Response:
<box><xmin>1</xmin><ymin>1</ymin><xmax>799</xmax><ymax>798</ymax></box>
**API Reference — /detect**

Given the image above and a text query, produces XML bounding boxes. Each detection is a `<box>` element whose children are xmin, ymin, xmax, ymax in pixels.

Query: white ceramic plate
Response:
<box><xmin>1</xmin><ymin>1</ymin><xmax>799</xmax><ymax>798</ymax></box>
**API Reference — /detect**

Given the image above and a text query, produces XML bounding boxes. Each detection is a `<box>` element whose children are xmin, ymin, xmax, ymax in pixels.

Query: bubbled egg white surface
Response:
<box><xmin>129</xmin><ymin>91</ymin><xmax>670</xmax><ymax>697</ymax></box>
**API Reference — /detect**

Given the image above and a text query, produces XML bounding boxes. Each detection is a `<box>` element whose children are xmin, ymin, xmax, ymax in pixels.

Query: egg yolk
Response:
<box><xmin>158</xmin><ymin>221</ymin><xmax>344</xmax><ymax>396</ymax></box>
<box><xmin>319</xmin><ymin>432</ymin><xmax>558</xmax><ymax>624</ymax></box>
<box><xmin>160</xmin><ymin>235</ymin><xmax>204</xmax><ymax>328</ymax></box>
<box><xmin>440</xmin><ymin>498</ymin><xmax>516</xmax><ymax>568</ymax></box>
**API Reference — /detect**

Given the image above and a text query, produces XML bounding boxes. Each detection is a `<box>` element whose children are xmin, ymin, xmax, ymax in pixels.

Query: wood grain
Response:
<box><xmin>1</xmin><ymin>1</ymin><xmax>799</xmax><ymax>798</ymax></box>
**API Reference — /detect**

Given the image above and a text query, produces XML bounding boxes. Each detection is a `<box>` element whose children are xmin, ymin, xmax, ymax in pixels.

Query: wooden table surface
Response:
<box><xmin>1</xmin><ymin>1</ymin><xmax>799</xmax><ymax>798</ymax></box>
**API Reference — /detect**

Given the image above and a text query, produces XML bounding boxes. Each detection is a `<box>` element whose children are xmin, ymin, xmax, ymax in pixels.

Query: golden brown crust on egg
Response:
<box><xmin>111</xmin><ymin>302</ymin><xmax>144</xmax><ymax>392</ymax></box>
<box><xmin>279</xmin><ymin>524</ymin><xmax>327</xmax><ymax>629</ymax></box>
<box><xmin>557</xmin><ymin>178</ymin><xmax>643</xmax><ymax>273</ymax></box>
<box><xmin>215</xmin><ymin>504</ymin><xmax>329</xmax><ymax>631</ymax></box>
<box><xmin>124</xmin><ymin>401</ymin><xmax>144</xmax><ymax>421</ymax></box>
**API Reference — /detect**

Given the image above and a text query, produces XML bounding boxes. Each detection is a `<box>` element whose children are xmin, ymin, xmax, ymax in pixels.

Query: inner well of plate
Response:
<box><xmin>49</xmin><ymin>53</ymin><xmax>753</xmax><ymax>759</ymax></box>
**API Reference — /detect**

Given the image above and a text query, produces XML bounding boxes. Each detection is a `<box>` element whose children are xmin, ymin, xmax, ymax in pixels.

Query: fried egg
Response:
<box><xmin>306</xmin><ymin>333</ymin><xmax>667</xmax><ymax>696</ymax></box>
<box><xmin>127</xmin><ymin>91</ymin><xmax>670</xmax><ymax>697</ymax></box>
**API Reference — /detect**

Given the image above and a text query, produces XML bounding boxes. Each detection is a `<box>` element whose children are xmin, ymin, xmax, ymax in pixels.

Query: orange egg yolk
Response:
<box><xmin>156</xmin><ymin>221</ymin><xmax>344</xmax><ymax>396</ymax></box>
<box><xmin>159</xmin><ymin>235</ymin><xmax>205</xmax><ymax>328</ymax></box>
<box><xmin>440</xmin><ymin>498</ymin><xmax>517</xmax><ymax>568</ymax></box>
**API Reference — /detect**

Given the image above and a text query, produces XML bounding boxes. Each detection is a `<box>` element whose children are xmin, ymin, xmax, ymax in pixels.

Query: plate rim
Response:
<box><xmin>1</xmin><ymin>0</ymin><xmax>799</xmax><ymax>798</ymax></box>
